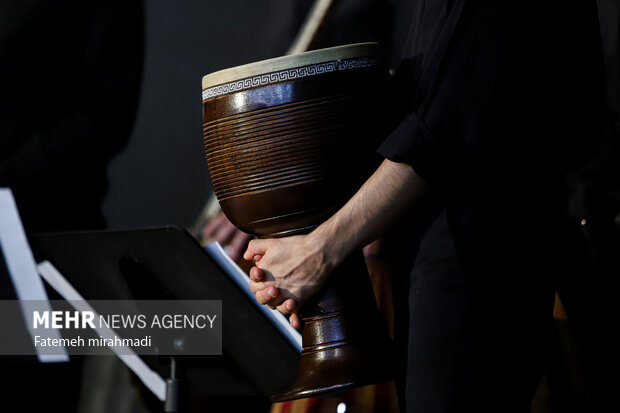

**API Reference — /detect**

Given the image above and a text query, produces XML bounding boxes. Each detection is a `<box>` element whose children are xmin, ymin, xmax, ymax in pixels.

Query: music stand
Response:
<box><xmin>30</xmin><ymin>227</ymin><xmax>299</xmax><ymax>409</ymax></box>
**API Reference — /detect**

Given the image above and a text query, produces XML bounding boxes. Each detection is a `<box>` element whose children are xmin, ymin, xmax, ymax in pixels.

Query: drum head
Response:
<box><xmin>202</xmin><ymin>42</ymin><xmax>381</xmax><ymax>91</ymax></box>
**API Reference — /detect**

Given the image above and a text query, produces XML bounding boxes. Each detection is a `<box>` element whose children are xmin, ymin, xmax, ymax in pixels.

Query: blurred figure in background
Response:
<box><xmin>0</xmin><ymin>1</ymin><xmax>143</xmax><ymax>411</ymax></box>
<box><xmin>0</xmin><ymin>0</ymin><xmax>143</xmax><ymax>233</ymax></box>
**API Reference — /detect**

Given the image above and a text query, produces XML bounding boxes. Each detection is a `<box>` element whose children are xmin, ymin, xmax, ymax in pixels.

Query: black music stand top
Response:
<box><xmin>29</xmin><ymin>226</ymin><xmax>299</xmax><ymax>398</ymax></box>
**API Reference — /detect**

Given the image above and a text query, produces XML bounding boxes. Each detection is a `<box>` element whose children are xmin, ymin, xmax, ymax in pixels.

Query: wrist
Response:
<box><xmin>307</xmin><ymin>220</ymin><xmax>350</xmax><ymax>271</ymax></box>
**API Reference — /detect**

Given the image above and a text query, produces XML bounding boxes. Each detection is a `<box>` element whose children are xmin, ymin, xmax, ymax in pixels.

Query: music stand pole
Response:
<box><xmin>164</xmin><ymin>357</ymin><xmax>184</xmax><ymax>413</ymax></box>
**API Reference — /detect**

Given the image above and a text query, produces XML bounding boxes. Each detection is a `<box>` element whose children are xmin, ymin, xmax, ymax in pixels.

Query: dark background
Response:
<box><xmin>102</xmin><ymin>0</ymin><xmax>295</xmax><ymax>229</ymax></box>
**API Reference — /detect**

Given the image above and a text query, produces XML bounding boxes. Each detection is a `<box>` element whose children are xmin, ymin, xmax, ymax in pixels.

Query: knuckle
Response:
<box><xmin>256</xmin><ymin>292</ymin><xmax>266</xmax><ymax>304</ymax></box>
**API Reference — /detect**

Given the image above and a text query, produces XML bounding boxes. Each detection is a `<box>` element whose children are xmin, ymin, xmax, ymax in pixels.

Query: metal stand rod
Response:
<box><xmin>164</xmin><ymin>357</ymin><xmax>182</xmax><ymax>413</ymax></box>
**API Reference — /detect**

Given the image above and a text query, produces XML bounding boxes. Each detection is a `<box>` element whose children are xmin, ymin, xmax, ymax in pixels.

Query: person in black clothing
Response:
<box><xmin>0</xmin><ymin>2</ymin><xmax>143</xmax><ymax>411</ymax></box>
<box><xmin>0</xmin><ymin>0</ymin><xmax>143</xmax><ymax>233</ymax></box>
<box><xmin>245</xmin><ymin>1</ymin><xmax>606</xmax><ymax>412</ymax></box>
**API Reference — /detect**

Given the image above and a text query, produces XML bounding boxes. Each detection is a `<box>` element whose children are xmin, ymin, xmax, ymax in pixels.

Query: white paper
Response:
<box><xmin>204</xmin><ymin>242</ymin><xmax>302</xmax><ymax>353</ymax></box>
<box><xmin>37</xmin><ymin>260</ymin><xmax>167</xmax><ymax>402</ymax></box>
<box><xmin>0</xmin><ymin>188</ymin><xmax>68</xmax><ymax>363</ymax></box>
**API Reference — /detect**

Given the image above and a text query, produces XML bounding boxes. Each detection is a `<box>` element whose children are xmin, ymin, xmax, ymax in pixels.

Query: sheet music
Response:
<box><xmin>0</xmin><ymin>188</ymin><xmax>68</xmax><ymax>363</ymax></box>
<box><xmin>204</xmin><ymin>242</ymin><xmax>302</xmax><ymax>353</ymax></box>
<box><xmin>37</xmin><ymin>261</ymin><xmax>167</xmax><ymax>402</ymax></box>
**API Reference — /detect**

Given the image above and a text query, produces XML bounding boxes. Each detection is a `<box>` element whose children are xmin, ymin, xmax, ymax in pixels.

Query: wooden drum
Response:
<box><xmin>202</xmin><ymin>43</ymin><xmax>394</xmax><ymax>402</ymax></box>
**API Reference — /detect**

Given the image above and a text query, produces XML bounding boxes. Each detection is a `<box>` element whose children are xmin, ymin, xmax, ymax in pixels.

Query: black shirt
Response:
<box><xmin>380</xmin><ymin>0</ymin><xmax>605</xmax><ymax>196</ymax></box>
<box><xmin>380</xmin><ymin>2</ymin><xmax>606</xmax><ymax>410</ymax></box>
<box><xmin>379</xmin><ymin>0</ymin><xmax>606</xmax><ymax>286</ymax></box>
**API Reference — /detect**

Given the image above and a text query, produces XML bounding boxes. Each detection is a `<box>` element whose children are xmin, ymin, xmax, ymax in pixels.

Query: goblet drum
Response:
<box><xmin>202</xmin><ymin>43</ymin><xmax>394</xmax><ymax>402</ymax></box>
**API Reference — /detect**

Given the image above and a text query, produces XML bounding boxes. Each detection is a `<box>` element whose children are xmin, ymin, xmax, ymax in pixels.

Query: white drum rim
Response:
<box><xmin>202</xmin><ymin>42</ymin><xmax>380</xmax><ymax>90</ymax></box>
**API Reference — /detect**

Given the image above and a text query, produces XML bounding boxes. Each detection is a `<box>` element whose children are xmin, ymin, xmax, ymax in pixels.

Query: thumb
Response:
<box><xmin>243</xmin><ymin>239</ymin><xmax>269</xmax><ymax>261</ymax></box>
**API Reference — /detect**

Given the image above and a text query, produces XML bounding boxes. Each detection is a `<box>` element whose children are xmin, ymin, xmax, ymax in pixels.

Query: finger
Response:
<box><xmin>253</xmin><ymin>254</ymin><xmax>263</xmax><ymax>262</ymax></box>
<box><xmin>289</xmin><ymin>313</ymin><xmax>301</xmax><ymax>330</ymax></box>
<box><xmin>249</xmin><ymin>279</ymin><xmax>268</xmax><ymax>293</ymax></box>
<box><xmin>249</xmin><ymin>267</ymin><xmax>264</xmax><ymax>282</ymax></box>
<box><xmin>275</xmin><ymin>298</ymin><xmax>298</xmax><ymax>315</ymax></box>
<box><xmin>255</xmin><ymin>286</ymin><xmax>279</xmax><ymax>305</ymax></box>
<box><xmin>243</xmin><ymin>239</ymin><xmax>269</xmax><ymax>261</ymax></box>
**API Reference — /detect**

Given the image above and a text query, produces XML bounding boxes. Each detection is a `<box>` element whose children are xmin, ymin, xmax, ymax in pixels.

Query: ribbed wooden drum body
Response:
<box><xmin>202</xmin><ymin>43</ymin><xmax>394</xmax><ymax>402</ymax></box>
<box><xmin>202</xmin><ymin>43</ymin><xmax>387</xmax><ymax>237</ymax></box>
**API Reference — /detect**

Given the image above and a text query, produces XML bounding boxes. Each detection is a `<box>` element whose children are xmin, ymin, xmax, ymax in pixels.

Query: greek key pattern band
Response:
<box><xmin>202</xmin><ymin>57</ymin><xmax>382</xmax><ymax>101</ymax></box>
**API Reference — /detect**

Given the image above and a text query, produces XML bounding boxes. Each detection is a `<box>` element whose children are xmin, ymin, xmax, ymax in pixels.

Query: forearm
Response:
<box><xmin>310</xmin><ymin>158</ymin><xmax>427</xmax><ymax>265</ymax></box>
<box><xmin>245</xmin><ymin>159</ymin><xmax>426</xmax><ymax>318</ymax></box>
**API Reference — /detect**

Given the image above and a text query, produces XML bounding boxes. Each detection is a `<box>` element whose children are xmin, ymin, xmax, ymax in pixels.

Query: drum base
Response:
<box><xmin>271</xmin><ymin>334</ymin><xmax>395</xmax><ymax>402</ymax></box>
<box><xmin>271</xmin><ymin>251</ymin><xmax>395</xmax><ymax>402</ymax></box>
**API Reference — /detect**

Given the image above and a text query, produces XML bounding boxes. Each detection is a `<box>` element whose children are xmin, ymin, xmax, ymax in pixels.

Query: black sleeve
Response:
<box><xmin>379</xmin><ymin>0</ymin><xmax>605</xmax><ymax>192</ymax></box>
<box><xmin>378</xmin><ymin>110</ymin><xmax>437</xmax><ymax>180</ymax></box>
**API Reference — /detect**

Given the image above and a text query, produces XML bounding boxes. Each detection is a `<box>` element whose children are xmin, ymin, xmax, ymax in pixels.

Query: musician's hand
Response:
<box><xmin>244</xmin><ymin>234</ymin><xmax>335</xmax><ymax>329</ymax></box>
<box><xmin>202</xmin><ymin>211</ymin><xmax>250</xmax><ymax>261</ymax></box>
<box><xmin>251</xmin><ymin>263</ymin><xmax>303</xmax><ymax>329</ymax></box>
<box><xmin>242</xmin><ymin>160</ymin><xmax>425</xmax><ymax>328</ymax></box>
